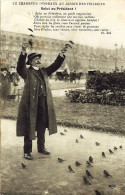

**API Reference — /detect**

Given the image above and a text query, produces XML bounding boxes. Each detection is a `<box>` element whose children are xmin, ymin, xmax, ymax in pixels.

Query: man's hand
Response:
<box><xmin>22</xmin><ymin>42</ymin><xmax>28</xmax><ymax>54</ymax></box>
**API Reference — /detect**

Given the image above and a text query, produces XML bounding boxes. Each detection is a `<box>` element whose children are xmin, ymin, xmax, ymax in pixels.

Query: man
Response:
<box><xmin>16</xmin><ymin>41</ymin><xmax>73</xmax><ymax>160</ymax></box>
<box><xmin>0</xmin><ymin>67</ymin><xmax>10</xmax><ymax>102</ymax></box>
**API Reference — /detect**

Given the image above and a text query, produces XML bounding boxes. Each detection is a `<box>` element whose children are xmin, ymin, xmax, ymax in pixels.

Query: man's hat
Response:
<box><xmin>1</xmin><ymin>67</ymin><xmax>8</xmax><ymax>72</ymax></box>
<box><xmin>26</xmin><ymin>53</ymin><xmax>42</xmax><ymax>65</ymax></box>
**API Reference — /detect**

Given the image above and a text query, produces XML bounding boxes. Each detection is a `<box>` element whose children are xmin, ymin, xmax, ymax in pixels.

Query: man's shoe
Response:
<box><xmin>38</xmin><ymin>149</ymin><xmax>50</xmax><ymax>155</ymax></box>
<box><xmin>24</xmin><ymin>153</ymin><xmax>33</xmax><ymax>160</ymax></box>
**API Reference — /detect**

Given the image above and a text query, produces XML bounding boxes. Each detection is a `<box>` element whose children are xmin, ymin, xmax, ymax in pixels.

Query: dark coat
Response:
<box><xmin>16</xmin><ymin>53</ymin><xmax>65</xmax><ymax>140</ymax></box>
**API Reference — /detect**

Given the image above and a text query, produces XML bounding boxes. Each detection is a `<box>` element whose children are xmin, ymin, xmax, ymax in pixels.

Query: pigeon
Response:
<box><xmin>68</xmin><ymin>165</ymin><xmax>75</xmax><ymax>173</ymax></box>
<box><xmin>83</xmin><ymin>176</ymin><xmax>91</xmax><ymax>185</ymax></box>
<box><xmin>58</xmin><ymin>158</ymin><xmax>66</xmax><ymax>163</ymax></box>
<box><xmin>60</xmin><ymin>132</ymin><xmax>65</xmax><ymax>136</ymax></box>
<box><xmin>102</xmin><ymin>152</ymin><xmax>106</xmax><ymax>158</ymax></box>
<box><xmin>104</xmin><ymin>170</ymin><xmax>112</xmax><ymax>177</ymax></box>
<box><xmin>114</xmin><ymin>146</ymin><xmax>117</xmax><ymax>150</ymax></box>
<box><xmin>89</xmin><ymin>156</ymin><xmax>93</xmax><ymax>163</ymax></box>
<box><xmin>86</xmin><ymin>170</ymin><xmax>93</xmax><ymax>178</ymax></box>
<box><xmin>95</xmin><ymin>142</ymin><xmax>100</xmax><ymax>146</ymax></box>
<box><xmin>21</xmin><ymin>163</ymin><xmax>26</xmax><ymax>169</ymax></box>
<box><xmin>64</xmin><ymin>129</ymin><xmax>67</xmax><ymax>132</ymax></box>
<box><xmin>95</xmin><ymin>190</ymin><xmax>102</xmax><ymax>195</ymax></box>
<box><xmin>86</xmin><ymin>161</ymin><xmax>93</xmax><ymax>167</ymax></box>
<box><xmin>80</xmin><ymin>135</ymin><xmax>84</xmax><ymax>139</ymax></box>
<box><xmin>75</xmin><ymin>161</ymin><xmax>82</xmax><ymax>166</ymax></box>
<box><xmin>28</xmin><ymin>28</ymin><xmax>34</xmax><ymax>32</ymax></box>
<box><xmin>119</xmin><ymin>145</ymin><xmax>122</xmax><ymax>149</ymax></box>
<box><xmin>76</xmin><ymin>139</ymin><xmax>79</xmax><ymax>143</ymax></box>
<box><xmin>109</xmin><ymin>149</ymin><xmax>114</xmax><ymax>154</ymax></box>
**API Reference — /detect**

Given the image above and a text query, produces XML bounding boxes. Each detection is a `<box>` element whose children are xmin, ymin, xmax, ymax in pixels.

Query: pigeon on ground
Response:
<box><xmin>80</xmin><ymin>135</ymin><xmax>84</xmax><ymax>139</ymax></box>
<box><xmin>86</xmin><ymin>170</ymin><xmax>93</xmax><ymax>178</ymax></box>
<box><xmin>102</xmin><ymin>152</ymin><xmax>106</xmax><ymax>158</ymax></box>
<box><xmin>95</xmin><ymin>142</ymin><xmax>100</xmax><ymax>146</ymax></box>
<box><xmin>83</xmin><ymin>176</ymin><xmax>91</xmax><ymax>185</ymax></box>
<box><xmin>68</xmin><ymin>165</ymin><xmax>75</xmax><ymax>173</ymax></box>
<box><xmin>119</xmin><ymin>145</ymin><xmax>122</xmax><ymax>149</ymax></box>
<box><xmin>60</xmin><ymin>132</ymin><xmax>65</xmax><ymax>136</ymax></box>
<box><xmin>109</xmin><ymin>149</ymin><xmax>114</xmax><ymax>154</ymax></box>
<box><xmin>95</xmin><ymin>190</ymin><xmax>102</xmax><ymax>195</ymax></box>
<box><xmin>114</xmin><ymin>146</ymin><xmax>117</xmax><ymax>150</ymax></box>
<box><xmin>104</xmin><ymin>170</ymin><xmax>112</xmax><ymax>177</ymax></box>
<box><xmin>58</xmin><ymin>158</ymin><xmax>66</xmax><ymax>163</ymax></box>
<box><xmin>89</xmin><ymin>156</ymin><xmax>93</xmax><ymax>163</ymax></box>
<box><xmin>76</xmin><ymin>139</ymin><xmax>79</xmax><ymax>143</ymax></box>
<box><xmin>86</xmin><ymin>161</ymin><xmax>93</xmax><ymax>167</ymax></box>
<box><xmin>21</xmin><ymin>163</ymin><xmax>26</xmax><ymax>169</ymax></box>
<box><xmin>75</xmin><ymin>161</ymin><xmax>82</xmax><ymax>166</ymax></box>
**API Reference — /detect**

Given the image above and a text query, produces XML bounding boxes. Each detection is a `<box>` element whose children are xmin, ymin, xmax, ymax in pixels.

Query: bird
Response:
<box><xmin>95</xmin><ymin>142</ymin><xmax>100</xmax><ymax>146</ymax></box>
<box><xmin>68</xmin><ymin>165</ymin><xmax>75</xmax><ymax>173</ymax></box>
<box><xmin>21</xmin><ymin>163</ymin><xmax>26</xmax><ymax>169</ymax></box>
<box><xmin>69</xmin><ymin>40</ymin><xmax>75</xmax><ymax>45</ymax></box>
<box><xmin>119</xmin><ymin>145</ymin><xmax>122</xmax><ymax>149</ymax></box>
<box><xmin>89</xmin><ymin>156</ymin><xmax>93</xmax><ymax>163</ymax></box>
<box><xmin>83</xmin><ymin>176</ymin><xmax>91</xmax><ymax>185</ymax></box>
<box><xmin>64</xmin><ymin>129</ymin><xmax>67</xmax><ymax>132</ymax></box>
<box><xmin>58</xmin><ymin>158</ymin><xmax>66</xmax><ymax>163</ymax></box>
<box><xmin>86</xmin><ymin>161</ymin><xmax>93</xmax><ymax>167</ymax></box>
<box><xmin>76</xmin><ymin>139</ymin><xmax>79</xmax><ymax>143</ymax></box>
<box><xmin>95</xmin><ymin>190</ymin><xmax>102</xmax><ymax>195</ymax></box>
<box><xmin>60</xmin><ymin>132</ymin><xmax>65</xmax><ymax>135</ymax></box>
<box><xmin>102</xmin><ymin>152</ymin><xmax>106</xmax><ymax>158</ymax></box>
<box><xmin>86</xmin><ymin>170</ymin><xmax>93</xmax><ymax>178</ymax></box>
<box><xmin>28</xmin><ymin>28</ymin><xmax>34</xmax><ymax>32</ymax></box>
<box><xmin>114</xmin><ymin>146</ymin><xmax>117</xmax><ymax>150</ymax></box>
<box><xmin>103</xmin><ymin>170</ymin><xmax>112</xmax><ymax>177</ymax></box>
<box><xmin>80</xmin><ymin>135</ymin><xmax>84</xmax><ymax>139</ymax></box>
<box><xmin>75</xmin><ymin>161</ymin><xmax>82</xmax><ymax>166</ymax></box>
<box><xmin>109</xmin><ymin>149</ymin><xmax>114</xmax><ymax>154</ymax></box>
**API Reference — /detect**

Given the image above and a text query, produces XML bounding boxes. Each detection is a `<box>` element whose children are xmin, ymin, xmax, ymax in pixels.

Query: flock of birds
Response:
<box><xmin>21</xmin><ymin>127</ymin><xmax>123</xmax><ymax>195</ymax></box>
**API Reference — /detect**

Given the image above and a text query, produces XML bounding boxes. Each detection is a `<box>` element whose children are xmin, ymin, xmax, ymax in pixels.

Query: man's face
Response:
<box><xmin>30</xmin><ymin>56</ymin><xmax>41</xmax><ymax>68</ymax></box>
<box><xmin>2</xmin><ymin>70</ymin><xmax>7</xmax><ymax>76</ymax></box>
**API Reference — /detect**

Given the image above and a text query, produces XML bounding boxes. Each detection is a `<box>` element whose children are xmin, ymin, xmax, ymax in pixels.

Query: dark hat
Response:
<box><xmin>26</xmin><ymin>53</ymin><xmax>42</xmax><ymax>64</ymax></box>
<box><xmin>10</xmin><ymin>66</ymin><xmax>16</xmax><ymax>68</ymax></box>
<box><xmin>1</xmin><ymin>67</ymin><xmax>8</xmax><ymax>72</ymax></box>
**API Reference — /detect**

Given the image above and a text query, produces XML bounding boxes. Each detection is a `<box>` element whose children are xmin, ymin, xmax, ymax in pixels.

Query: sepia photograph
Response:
<box><xmin>0</xmin><ymin>0</ymin><xmax>125</xmax><ymax>194</ymax></box>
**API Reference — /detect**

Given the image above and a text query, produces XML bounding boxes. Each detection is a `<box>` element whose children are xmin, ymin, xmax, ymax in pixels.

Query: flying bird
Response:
<box><xmin>95</xmin><ymin>142</ymin><xmax>100</xmax><ymax>146</ymax></box>
<box><xmin>109</xmin><ymin>149</ymin><xmax>114</xmax><ymax>154</ymax></box>
<box><xmin>104</xmin><ymin>170</ymin><xmax>112</xmax><ymax>177</ymax></box>
<box><xmin>58</xmin><ymin>158</ymin><xmax>66</xmax><ymax>163</ymax></box>
<box><xmin>64</xmin><ymin>129</ymin><xmax>67</xmax><ymax>132</ymax></box>
<box><xmin>60</xmin><ymin>132</ymin><xmax>65</xmax><ymax>136</ymax></box>
<box><xmin>89</xmin><ymin>156</ymin><xmax>93</xmax><ymax>163</ymax></box>
<box><xmin>28</xmin><ymin>28</ymin><xmax>34</xmax><ymax>32</ymax></box>
<box><xmin>75</xmin><ymin>161</ymin><xmax>82</xmax><ymax>166</ymax></box>
<box><xmin>80</xmin><ymin>135</ymin><xmax>84</xmax><ymax>139</ymax></box>
<box><xmin>119</xmin><ymin>145</ymin><xmax>122</xmax><ymax>149</ymax></box>
<box><xmin>21</xmin><ymin>163</ymin><xmax>26</xmax><ymax>169</ymax></box>
<box><xmin>68</xmin><ymin>165</ymin><xmax>75</xmax><ymax>173</ymax></box>
<box><xmin>86</xmin><ymin>161</ymin><xmax>93</xmax><ymax>167</ymax></box>
<box><xmin>86</xmin><ymin>170</ymin><xmax>93</xmax><ymax>178</ymax></box>
<box><xmin>95</xmin><ymin>190</ymin><xmax>102</xmax><ymax>195</ymax></box>
<box><xmin>76</xmin><ymin>139</ymin><xmax>79</xmax><ymax>143</ymax></box>
<box><xmin>102</xmin><ymin>152</ymin><xmax>106</xmax><ymax>158</ymax></box>
<box><xmin>114</xmin><ymin>146</ymin><xmax>117</xmax><ymax>150</ymax></box>
<box><xmin>83</xmin><ymin>176</ymin><xmax>91</xmax><ymax>185</ymax></box>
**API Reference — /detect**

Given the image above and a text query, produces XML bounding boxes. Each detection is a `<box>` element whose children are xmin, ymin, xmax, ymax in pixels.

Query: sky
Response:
<box><xmin>1</xmin><ymin>0</ymin><xmax>125</xmax><ymax>49</ymax></box>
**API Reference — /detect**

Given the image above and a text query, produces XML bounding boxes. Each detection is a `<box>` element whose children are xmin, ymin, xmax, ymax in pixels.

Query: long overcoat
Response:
<box><xmin>16</xmin><ymin>53</ymin><xmax>65</xmax><ymax>140</ymax></box>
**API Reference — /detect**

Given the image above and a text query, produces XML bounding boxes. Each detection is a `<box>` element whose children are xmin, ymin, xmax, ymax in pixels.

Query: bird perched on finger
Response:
<box><xmin>21</xmin><ymin>162</ymin><xmax>26</xmax><ymax>169</ymax></box>
<box><xmin>86</xmin><ymin>161</ymin><xmax>93</xmax><ymax>167</ymax></box>
<box><xmin>95</xmin><ymin>190</ymin><xmax>102</xmax><ymax>195</ymax></box>
<box><xmin>114</xmin><ymin>146</ymin><xmax>117</xmax><ymax>150</ymax></box>
<box><xmin>109</xmin><ymin>149</ymin><xmax>114</xmax><ymax>154</ymax></box>
<box><xmin>102</xmin><ymin>152</ymin><xmax>106</xmax><ymax>158</ymax></box>
<box><xmin>68</xmin><ymin>165</ymin><xmax>75</xmax><ymax>173</ymax></box>
<box><xmin>76</xmin><ymin>139</ymin><xmax>79</xmax><ymax>143</ymax></box>
<box><xmin>80</xmin><ymin>135</ymin><xmax>84</xmax><ymax>139</ymax></box>
<box><xmin>60</xmin><ymin>132</ymin><xmax>65</xmax><ymax>136</ymax></box>
<box><xmin>58</xmin><ymin>158</ymin><xmax>66</xmax><ymax>163</ymax></box>
<box><xmin>75</xmin><ymin>161</ymin><xmax>82</xmax><ymax>166</ymax></box>
<box><xmin>89</xmin><ymin>156</ymin><xmax>93</xmax><ymax>163</ymax></box>
<box><xmin>95</xmin><ymin>142</ymin><xmax>100</xmax><ymax>146</ymax></box>
<box><xmin>83</xmin><ymin>176</ymin><xmax>91</xmax><ymax>185</ymax></box>
<box><xmin>86</xmin><ymin>170</ymin><xmax>93</xmax><ymax>178</ymax></box>
<box><xmin>104</xmin><ymin>170</ymin><xmax>112</xmax><ymax>177</ymax></box>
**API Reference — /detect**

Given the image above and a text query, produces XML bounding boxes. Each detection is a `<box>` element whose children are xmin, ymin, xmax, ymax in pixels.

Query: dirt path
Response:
<box><xmin>1</xmin><ymin>119</ymin><xmax>125</xmax><ymax>195</ymax></box>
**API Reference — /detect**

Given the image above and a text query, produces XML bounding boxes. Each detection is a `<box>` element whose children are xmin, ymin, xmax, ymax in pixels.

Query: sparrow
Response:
<box><xmin>68</xmin><ymin>165</ymin><xmax>75</xmax><ymax>173</ymax></box>
<box><xmin>95</xmin><ymin>142</ymin><xmax>100</xmax><ymax>146</ymax></box>
<box><xmin>89</xmin><ymin>156</ymin><xmax>93</xmax><ymax>163</ymax></box>
<box><xmin>102</xmin><ymin>152</ymin><xmax>106</xmax><ymax>158</ymax></box>
<box><xmin>75</xmin><ymin>161</ymin><xmax>82</xmax><ymax>166</ymax></box>
<box><xmin>58</xmin><ymin>158</ymin><xmax>66</xmax><ymax>163</ymax></box>
<box><xmin>104</xmin><ymin>170</ymin><xmax>112</xmax><ymax>177</ymax></box>
<box><xmin>109</xmin><ymin>149</ymin><xmax>114</xmax><ymax>154</ymax></box>
<box><xmin>86</xmin><ymin>161</ymin><xmax>93</xmax><ymax>167</ymax></box>
<box><xmin>21</xmin><ymin>163</ymin><xmax>26</xmax><ymax>169</ymax></box>
<box><xmin>83</xmin><ymin>176</ymin><xmax>91</xmax><ymax>185</ymax></box>
<box><xmin>95</xmin><ymin>190</ymin><xmax>102</xmax><ymax>195</ymax></box>
<box><xmin>80</xmin><ymin>135</ymin><xmax>84</xmax><ymax>139</ymax></box>
<box><xmin>119</xmin><ymin>145</ymin><xmax>122</xmax><ymax>149</ymax></box>
<box><xmin>86</xmin><ymin>170</ymin><xmax>93</xmax><ymax>178</ymax></box>
<box><xmin>114</xmin><ymin>146</ymin><xmax>117</xmax><ymax>150</ymax></box>
<box><xmin>60</xmin><ymin>132</ymin><xmax>65</xmax><ymax>136</ymax></box>
<box><xmin>76</xmin><ymin>139</ymin><xmax>79</xmax><ymax>143</ymax></box>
